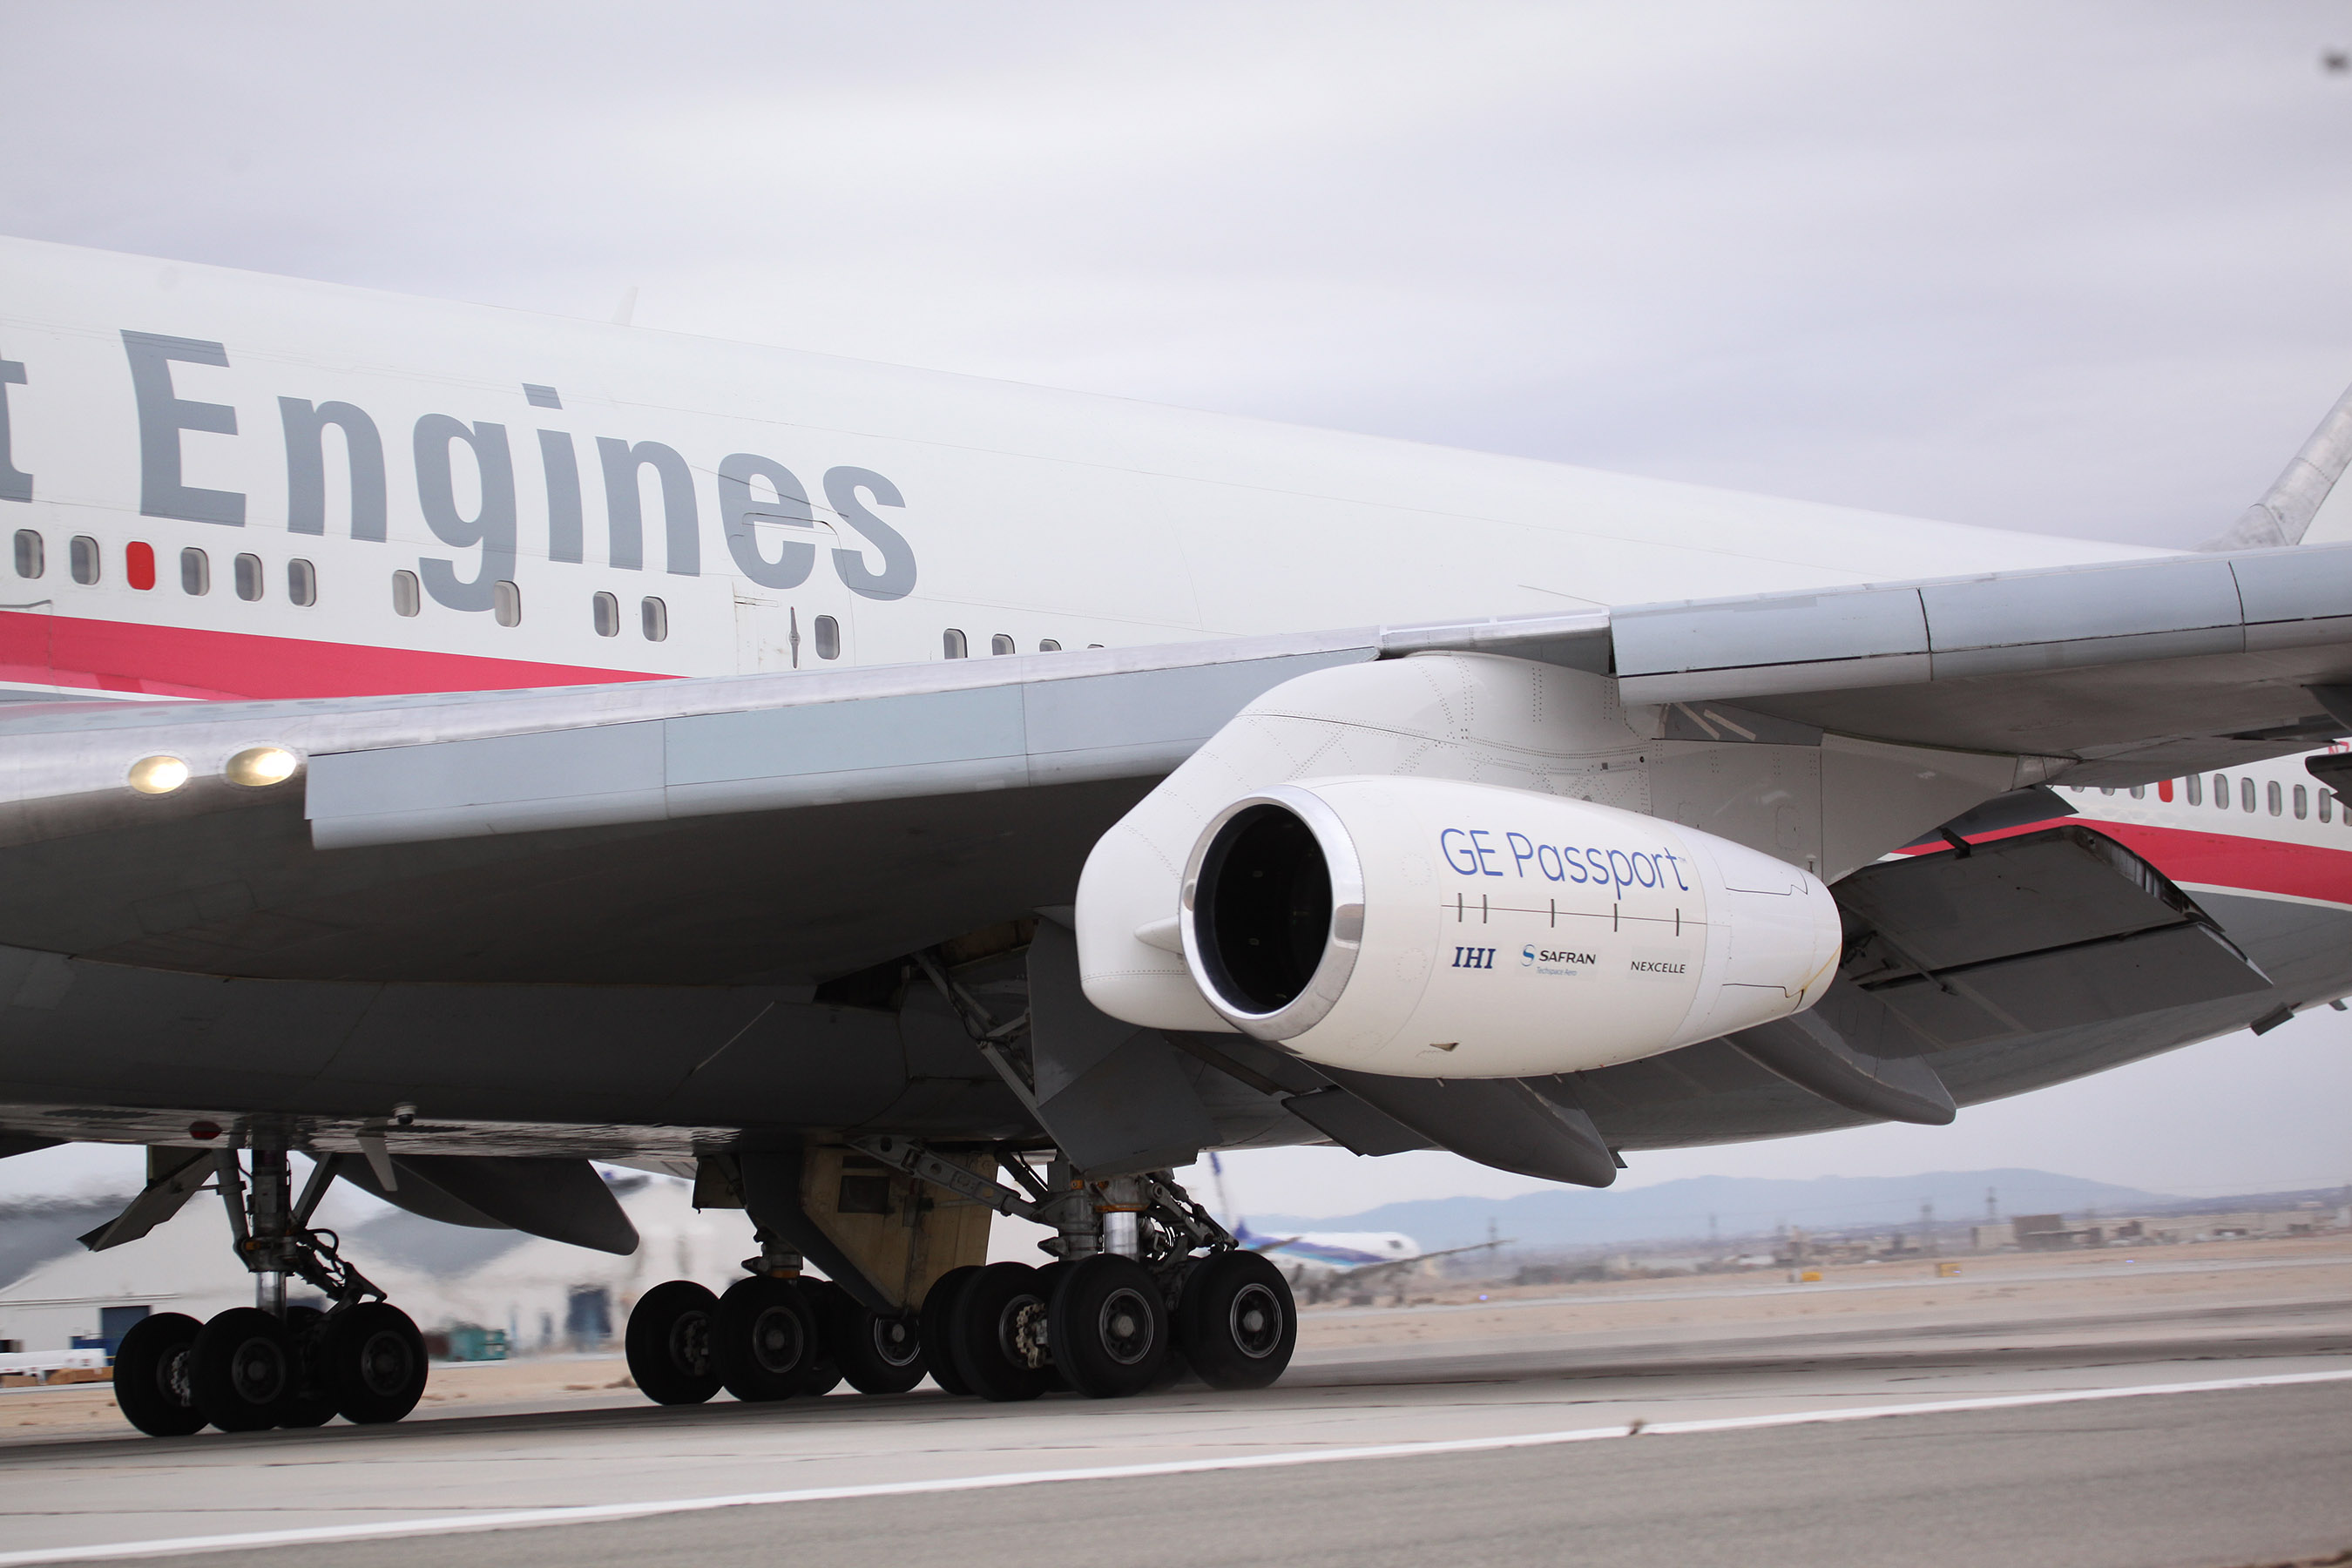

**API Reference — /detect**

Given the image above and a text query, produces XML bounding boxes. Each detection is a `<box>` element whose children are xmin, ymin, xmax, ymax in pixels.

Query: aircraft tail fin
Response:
<box><xmin>2205</xmin><ymin>381</ymin><xmax>2352</xmax><ymax>549</ymax></box>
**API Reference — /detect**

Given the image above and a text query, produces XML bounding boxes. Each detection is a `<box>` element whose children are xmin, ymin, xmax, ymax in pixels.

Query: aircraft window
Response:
<box><xmin>2323</xmin><ymin>791</ymin><xmax>2335</xmax><ymax>824</ymax></box>
<box><xmin>814</xmin><ymin>614</ymin><xmax>841</xmax><ymax>659</ymax></box>
<box><xmin>70</xmin><ymin>536</ymin><xmax>100</xmax><ymax>585</ymax></box>
<box><xmin>233</xmin><ymin>553</ymin><xmax>263</xmax><ymax>602</ymax></box>
<box><xmin>2240</xmin><ymin>776</ymin><xmax>2256</xmax><ymax>814</ymax></box>
<box><xmin>1039</xmin><ymin>639</ymin><xmax>1061</xmax><ymax>652</ymax></box>
<box><xmin>2213</xmin><ymin>774</ymin><xmax>2229</xmax><ymax>808</ymax></box>
<box><xmin>1087</xmin><ymin>643</ymin><xmax>1104</xmax><ymax>649</ymax></box>
<box><xmin>640</xmin><ymin>596</ymin><xmax>668</xmax><ymax>642</ymax></box>
<box><xmin>2294</xmin><ymin>784</ymin><xmax>2308</xmax><ymax>820</ymax></box>
<box><xmin>943</xmin><ymin>629</ymin><xmax>968</xmax><ymax>659</ymax></box>
<box><xmin>2265</xmin><ymin>780</ymin><xmax>2281</xmax><ymax>815</ymax></box>
<box><xmin>392</xmin><ymin>570</ymin><xmax>421</xmax><ymax>617</ymax></box>
<box><xmin>179</xmin><ymin>548</ymin><xmax>209</xmax><ymax>596</ymax></box>
<box><xmin>990</xmin><ymin>633</ymin><xmax>1015</xmax><ymax>656</ymax></box>
<box><xmin>2156</xmin><ymin>780</ymin><xmax>2173</xmax><ymax>802</ymax></box>
<box><xmin>591</xmin><ymin>591</ymin><xmax>619</xmax><ymax>637</ymax></box>
<box><xmin>287</xmin><ymin>558</ymin><xmax>317</xmax><ymax>606</ymax></box>
<box><xmin>2128</xmin><ymin>786</ymin><xmax>2143</xmax><ymax>800</ymax></box>
<box><xmin>493</xmin><ymin>579</ymin><xmax>522</xmax><ymax>627</ymax></box>
<box><xmin>2186</xmin><ymin>774</ymin><xmax>2202</xmax><ymax>806</ymax></box>
<box><xmin>2099</xmin><ymin>787</ymin><xmax>2114</xmax><ymax>795</ymax></box>
<box><xmin>126</xmin><ymin>541</ymin><xmax>155</xmax><ymax>590</ymax></box>
<box><xmin>11</xmin><ymin>530</ymin><xmax>39</xmax><ymax>579</ymax></box>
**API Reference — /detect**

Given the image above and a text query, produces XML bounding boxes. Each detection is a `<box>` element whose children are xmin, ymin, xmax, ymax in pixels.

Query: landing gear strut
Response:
<box><xmin>112</xmin><ymin>1144</ymin><xmax>424</xmax><ymax>1437</ymax></box>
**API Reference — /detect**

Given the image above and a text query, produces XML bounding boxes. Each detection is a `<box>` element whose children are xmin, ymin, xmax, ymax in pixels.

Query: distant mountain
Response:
<box><xmin>1242</xmin><ymin>1169</ymin><xmax>2180</xmax><ymax>1252</ymax></box>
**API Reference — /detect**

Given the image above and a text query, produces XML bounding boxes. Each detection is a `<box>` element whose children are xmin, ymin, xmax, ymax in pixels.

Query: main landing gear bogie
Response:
<box><xmin>625</xmin><ymin>1272</ymin><xmax>928</xmax><ymax>1407</ymax></box>
<box><xmin>112</xmin><ymin>1299</ymin><xmax>429</xmax><ymax>1438</ymax></box>
<box><xmin>618</xmin><ymin>1154</ymin><xmax>1299</xmax><ymax>1415</ymax></box>
<box><xmin>918</xmin><ymin>1245</ymin><xmax>1297</xmax><ymax>1405</ymax></box>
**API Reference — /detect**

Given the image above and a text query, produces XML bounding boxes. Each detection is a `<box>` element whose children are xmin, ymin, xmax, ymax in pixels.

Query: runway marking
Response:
<box><xmin>4</xmin><ymin>1367</ymin><xmax>2348</xmax><ymax>1565</ymax></box>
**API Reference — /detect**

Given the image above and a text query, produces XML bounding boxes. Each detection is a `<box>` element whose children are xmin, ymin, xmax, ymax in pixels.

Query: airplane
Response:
<box><xmin>0</xmin><ymin>231</ymin><xmax>2347</xmax><ymax>1438</ymax></box>
<box><xmin>1203</xmin><ymin>1154</ymin><xmax>1500</xmax><ymax>1302</ymax></box>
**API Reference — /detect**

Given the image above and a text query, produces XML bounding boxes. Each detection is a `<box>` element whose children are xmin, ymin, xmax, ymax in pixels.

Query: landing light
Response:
<box><xmin>225</xmin><ymin>746</ymin><xmax>299</xmax><ymax>787</ymax></box>
<box><xmin>126</xmin><ymin>755</ymin><xmax>189</xmax><ymax>794</ymax></box>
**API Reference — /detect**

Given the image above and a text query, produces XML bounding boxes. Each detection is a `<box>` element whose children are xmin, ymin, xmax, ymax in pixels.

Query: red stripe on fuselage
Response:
<box><xmin>0</xmin><ymin>609</ymin><xmax>667</xmax><ymax>700</ymax></box>
<box><xmin>1909</xmin><ymin>815</ymin><xmax>2352</xmax><ymax>909</ymax></box>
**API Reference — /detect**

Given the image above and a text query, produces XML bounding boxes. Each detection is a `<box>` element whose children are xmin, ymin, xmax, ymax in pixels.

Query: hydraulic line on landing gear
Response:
<box><xmin>217</xmin><ymin>1147</ymin><xmax>388</xmax><ymax>1315</ymax></box>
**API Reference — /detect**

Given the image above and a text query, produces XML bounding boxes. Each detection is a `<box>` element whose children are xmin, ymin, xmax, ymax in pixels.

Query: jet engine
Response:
<box><xmin>1171</xmin><ymin>776</ymin><xmax>1842</xmax><ymax>1078</ymax></box>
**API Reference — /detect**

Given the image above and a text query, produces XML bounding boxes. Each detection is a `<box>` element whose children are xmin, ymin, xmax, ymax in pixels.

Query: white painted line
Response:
<box><xmin>3</xmin><ymin>1367</ymin><xmax>2347</xmax><ymax>1565</ymax></box>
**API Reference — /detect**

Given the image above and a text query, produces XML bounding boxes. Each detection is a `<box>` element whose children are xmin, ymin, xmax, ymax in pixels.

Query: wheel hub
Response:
<box><xmin>668</xmin><ymin>1311</ymin><xmax>713</xmax><ymax>1377</ymax></box>
<box><xmin>229</xmin><ymin>1337</ymin><xmax>286</xmax><ymax>1404</ymax></box>
<box><xmin>1098</xmin><ymin>1287</ymin><xmax>1156</xmax><ymax>1366</ymax></box>
<box><xmin>1229</xmin><ymin>1282</ymin><xmax>1282</xmax><ymax>1358</ymax></box>
<box><xmin>873</xmin><ymin>1317</ymin><xmax>922</xmax><ymax>1368</ymax></box>
<box><xmin>357</xmin><ymin>1328</ymin><xmax>414</xmax><ymax>1396</ymax></box>
<box><xmin>750</xmin><ymin>1305</ymin><xmax>805</xmax><ymax>1373</ymax></box>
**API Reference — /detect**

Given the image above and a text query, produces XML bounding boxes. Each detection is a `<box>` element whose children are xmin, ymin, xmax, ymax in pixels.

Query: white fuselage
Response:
<box><xmin>0</xmin><ymin>234</ymin><xmax>2163</xmax><ymax>703</ymax></box>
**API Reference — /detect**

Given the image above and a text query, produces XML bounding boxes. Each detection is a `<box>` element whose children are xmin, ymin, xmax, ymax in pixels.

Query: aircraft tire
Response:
<box><xmin>949</xmin><ymin>1262</ymin><xmax>1051</xmax><ymax>1402</ymax></box>
<box><xmin>323</xmin><ymin>1302</ymin><xmax>428</xmax><ymax>1424</ymax></box>
<box><xmin>277</xmin><ymin>1305</ymin><xmax>338</xmax><ymax>1428</ymax></box>
<box><xmin>917</xmin><ymin>1266</ymin><xmax>980</xmax><ymax>1396</ymax></box>
<box><xmin>821</xmin><ymin>1288</ymin><xmax>927</xmax><ymax>1396</ymax></box>
<box><xmin>1176</xmin><ymin>1250</ymin><xmax>1296</xmax><ymax>1389</ymax></box>
<box><xmin>1047</xmin><ymin>1254</ymin><xmax>1168</xmax><ymax>1398</ymax></box>
<box><xmin>112</xmin><ymin>1311</ymin><xmax>207</xmax><ymax>1436</ymax></box>
<box><xmin>625</xmin><ymin>1281</ymin><xmax>722</xmax><ymax>1406</ymax></box>
<box><xmin>713</xmin><ymin>1275</ymin><xmax>820</xmax><ymax>1402</ymax></box>
<box><xmin>189</xmin><ymin>1308</ymin><xmax>297</xmax><ymax>1432</ymax></box>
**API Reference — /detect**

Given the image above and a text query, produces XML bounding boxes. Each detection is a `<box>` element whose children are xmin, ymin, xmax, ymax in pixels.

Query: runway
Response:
<box><xmin>0</xmin><ymin>1248</ymin><xmax>2343</xmax><ymax>1568</ymax></box>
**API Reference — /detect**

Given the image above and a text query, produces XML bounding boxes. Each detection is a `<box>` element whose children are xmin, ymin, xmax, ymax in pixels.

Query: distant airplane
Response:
<box><xmin>1208</xmin><ymin>1157</ymin><xmax>1505</xmax><ymax>1302</ymax></box>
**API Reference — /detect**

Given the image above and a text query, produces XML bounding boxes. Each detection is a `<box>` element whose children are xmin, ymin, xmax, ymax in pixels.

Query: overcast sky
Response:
<box><xmin>2</xmin><ymin>3</ymin><xmax>2349</xmax><ymax>1216</ymax></box>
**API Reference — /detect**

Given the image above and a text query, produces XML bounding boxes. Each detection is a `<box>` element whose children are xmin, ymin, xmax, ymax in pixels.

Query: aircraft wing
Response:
<box><xmin>3</xmin><ymin>540</ymin><xmax>2349</xmax><ymax>1170</ymax></box>
<box><xmin>9</xmin><ymin>539</ymin><xmax>2341</xmax><ymax>991</ymax></box>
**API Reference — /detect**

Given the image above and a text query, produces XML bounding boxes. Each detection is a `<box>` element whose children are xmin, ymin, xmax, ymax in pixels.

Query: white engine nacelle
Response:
<box><xmin>1173</xmin><ymin>776</ymin><xmax>1842</xmax><ymax>1078</ymax></box>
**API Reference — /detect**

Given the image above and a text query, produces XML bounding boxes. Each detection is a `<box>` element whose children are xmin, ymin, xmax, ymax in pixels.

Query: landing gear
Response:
<box><xmin>189</xmin><ymin>1308</ymin><xmax>295</xmax><ymax>1431</ymax></box>
<box><xmin>321</xmin><ymin>1301</ymin><xmax>427</xmax><ymax>1423</ymax></box>
<box><xmin>824</xmin><ymin>1291</ymin><xmax>928</xmax><ymax>1396</ymax></box>
<box><xmin>712</xmin><ymin>1276</ymin><xmax>821</xmax><ymax>1402</ymax></box>
<box><xmin>917</xmin><ymin>1265</ymin><xmax>980</xmax><ymax>1396</ymax></box>
<box><xmin>1177</xmin><ymin>1249</ymin><xmax>1296</xmax><ymax>1389</ymax></box>
<box><xmin>1049</xmin><ymin>1254</ymin><xmax>1168</xmax><ymax>1397</ymax></box>
<box><xmin>947</xmin><ymin>1262</ymin><xmax>1052</xmax><ymax>1402</ymax></box>
<box><xmin>112</xmin><ymin>1312</ymin><xmax>206</xmax><ymax>1437</ymax></box>
<box><xmin>620</xmin><ymin>1142</ymin><xmax>1295</xmax><ymax>1412</ymax></box>
<box><xmin>625</xmin><ymin>1280</ymin><xmax>723</xmax><ymax>1405</ymax></box>
<box><xmin>791</xmin><ymin>1279</ymin><xmax>850</xmax><ymax>1396</ymax></box>
<box><xmin>107</xmin><ymin>1143</ymin><xmax>425</xmax><ymax>1437</ymax></box>
<box><xmin>854</xmin><ymin>1141</ymin><xmax>1297</xmax><ymax>1403</ymax></box>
